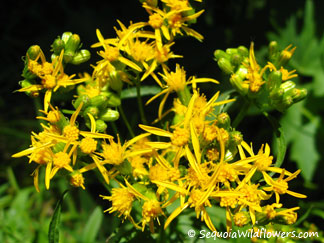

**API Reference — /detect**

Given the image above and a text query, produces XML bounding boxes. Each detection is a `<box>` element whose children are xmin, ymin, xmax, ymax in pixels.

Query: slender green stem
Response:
<box><xmin>109</xmin><ymin>121</ymin><xmax>119</xmax><ymax>136</ymax></box>
<box><xmin>232</xmin><ymin>101</ymin><xmax>250</xmax><ymax>128</ymax></box>
<box><xmin>118</xmin><ymin>105</ymin><xmax>135</xmax><ymax>137</ymax></box>
<box><xmin>135</xmin><ymin>81</ymin><xmax>148</xmax><ymax>125</ymax></box>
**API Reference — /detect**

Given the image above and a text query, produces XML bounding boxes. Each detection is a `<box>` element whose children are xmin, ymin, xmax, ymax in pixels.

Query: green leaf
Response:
<box><xmin>48</xmin><ymin>190</ymin><xmax>69</xmax><ymax>243</ymax></box>
<box><xmin>121</xmin><ymin>85</ymin><xmax>161</xmax><ymax>99</ymax></box>
<box><xmin>290</xmin><ymin>117</ymin><xmax>320</xmax><ymax>182</ymax></box>
<box><xmin>81</xmin><ymin>206</ymin><xmax>103</xmax><ymax>243</ymax></box>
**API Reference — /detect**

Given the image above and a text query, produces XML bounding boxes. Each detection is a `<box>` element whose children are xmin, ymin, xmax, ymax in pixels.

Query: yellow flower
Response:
<box><xmin>101</xmin><ymin>186</ymin><xmax>135</xmax><ymax>220</ymax></box>
<box><xmin>263</xmin><ymin>169</ymin><xmax>307</xmax><ymax>203</ymax></box>
<box><xmin>18</xmin><ymin>50</ymin><xmax>86</xmax><ymax>112</ymax></box>
<box><xmin>242</xmin><ymin>42</ymin><xmax>269</xmax><ymax>93</ymax></box>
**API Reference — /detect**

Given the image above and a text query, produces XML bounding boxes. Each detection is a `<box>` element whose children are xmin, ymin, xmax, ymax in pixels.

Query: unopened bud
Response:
<box><xmin>269</xmin><ymin>41</ymin><xmax>278</xmax><ymax>60</ymax></box>
<box><xmin>83</xmin><ymin>106</ymin><xmax>100</xmax><ymax>119</ymax></box>
<box><xmin>51</xmin><ymin>37</ymin><xmax>65</xmax><ymax>55</ymax></box>
<box><xmin>90</xmin><ymin>94</ymin><xmax>108</xmax><ymax>107</ymax></box>
<box><xmin>100</xmin><ymin>108</ymin><xmax>120</xmax><ymax>122</ymax></box>
<box><xmin>226</xmin><ymin>48</ymin><xmax>238</xmax><ymax>55</ymax></box>
<box><xmin>73</xmin><ymin>94</ymin><xmax>90</xmax><ymax>110</ymax></box>
<box><xmin>218</xmin><ymin>58</ymin><xmax>234</xmax><ymax>74</ymax></box>
<box><xmin>61</xmin><ymin>32</ymin><xmax>73</xmax><ymax>43</ymax></box>
<box><xmin>230</xmin><ymin>74</ymin><xmax>248</xmax><ymax>95</ymax></box>
<box><xmin>267</xmin><ymin>70</ymin><xmax>282</xmax><ymax>92</ymax></box>
<box><xmin>107</xmin><ymin>92</ymin><xmax>121</xmax><ymax>107</ymax></box>
<box><xmin>26</xmin><ymin>45</ymin><xmax>41</xmax><ymax>61</ymax></box>
<box><xmin>217</xmin><ymin>112</ymin><xmax>231</xmax><ymax>128</ymax></box>
<box><xmin>109</xmin><ymin>70</ymin><xmax>123</xmax><ymax>92</ymax></box>
<box><xmin>230</xmin><ymin>53</ymin><xmax>243</xmax><ymax>66</ymax></box>
<box><xmin>237</xmin><ymin>46</ymin><xmax>248</xmax><ymax>57</ymax></box>
<box><xmin>233</xmin><ymin>211</ymin><xmax>251</xmax><ymax>227</ymax></box>
<box><xmin>214</xmin><ymin>49</ymin><xmax>230</xmax><ymax>61</ymax></box>
<box><xmin>71</xmin><ymin>49</ymin><xmax>91</xmax><ymax>65</ymax></box>
<box><xmin>95</xmin><ymin>120</ymin><xmax>107</xmax><ymax>132</ymax></box>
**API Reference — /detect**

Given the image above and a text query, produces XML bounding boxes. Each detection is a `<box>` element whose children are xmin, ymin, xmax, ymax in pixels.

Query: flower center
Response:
<box><xmin>63</xmin><ymin>125</ymin><xmax>80</xmax><ymax>141</ymax></box>
<box><xmin>53</xmin><ymin>152</ymin><xmax>71</xmax><ymax>168</ymax></box>
<box><xmin>171</xmin><ymin>127</ymin><xmax>189</xmax><ymax>146</ymax></box>
<box><xmin>149</xmin><ymin>13</ymin><xmax>163</xmax><ymax>29</ymax></box>
<box><xmin>80</xmin><ymin>137</ymin><xmax>97</xmax><ymax>154</ymax></box>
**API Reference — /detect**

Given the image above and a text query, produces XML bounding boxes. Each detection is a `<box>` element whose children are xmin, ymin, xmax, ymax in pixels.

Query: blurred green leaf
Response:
<box><xmin>81</xmin><ymin>206</ymin><xmax>103</xmax><ymax>243</ymax></box>
<box><xmin>290</xmin><ymin>117</ymin><xmax>320</xmax><ymax>181</ymax></box>
<box><xmin>48</xmin><ymin>190</ymin><xmax>69</xmax><ymax>243</ymax></box>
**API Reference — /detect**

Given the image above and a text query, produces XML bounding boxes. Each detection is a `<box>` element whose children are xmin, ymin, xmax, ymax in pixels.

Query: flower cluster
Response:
<box><xmin>13</xmin><ymin>0</ymin><xmax>307</xmax><ymax>234</ymax></box>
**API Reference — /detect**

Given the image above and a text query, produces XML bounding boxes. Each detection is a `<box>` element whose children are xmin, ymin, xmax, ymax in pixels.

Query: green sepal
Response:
<box><xmin>52</xmin><ymin>142</ymin><xmax>66</xmax><ymax>154</ymax></box>
<box><xmin>95</xmin><ymin>120</ymin><xmax>107</xmax><ymax>132</ymax></box>
<box><xmin>115</xmin><ymin>160</ymin><xmax>132</xmax><ymax>175</ymax></box>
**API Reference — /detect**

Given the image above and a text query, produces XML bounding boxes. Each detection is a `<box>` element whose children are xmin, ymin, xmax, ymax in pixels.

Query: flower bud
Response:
<box><xmin>267</xmin><ymin>70</ymin><xmax>282</xmax><ymax>92</ymax></box>
<box><xmin>26</xmin><ymin>45</ymin><xmax>41</xmax><ymax>61</ymax></box>
<box><xmin>109</xmin><ymin>70</ymin><xmax>123</xmax><ymax>92</ymax></box>
<box><xmin>83</xmin><ymin>106</ymin><xmax>100</xmax><ymax>119</ymax></box>
<box><xmin>65</xmin><ymin>34</ymin><xmax>81</xmax><ymax>53</ymax></box>
<box><xmin>268</xmin><ymin>41</ymin><xmax>278</xmax><ymax>60</ymax></box>
<box><xmin>214</xmin><ymin>49</ymin><xmax>230</xmax><ymax>61</ymax></box>
<box><xmin>95</xmin><ymin>119</ymin><xmax>107</xmax><ymax>132</ymax></box>
<box><xmin>100</xmin><ymin>108</ymin><xmax>120</xmax><ymax>122</ymax></box>
<box><xmin>71</xmin><ymin>49</ymin><xmax>91</xmax><ymax>65</ymax></box>
<box><xmin>51</xmin><ymin>37</ymin><xmax>65</xmax><ymax>55</ymax></box>
<box><xmin>236</xmin><ymin>65</ymin><xmax>248</xmax><ymax>80</ymax></box>
<box><xmin>230</xmin><ymin>53</ymin><xmax>243</xmax><ymax>66</ymax></box>
<box><xmin>217</xmin><ymin>112</ymin><xmax>231</xmax><ymax>128</ymax></box>
<box><xmin>226</xmin><ymin>48</ymin><xmax>238</xmax><ymax>55</ymax></box>
<box><xmin>218</xmin><ymin>58</ymin><xmax>234</xmax><ymax>74</ymax></box>
<box><xmin>291</xmin><ymin>88</ymin><xmax>307</xmax><ymax>102</ymax></box>
<box><xmin>233</xmin><ymin>211</ymin><xmax>251</xmax><ymax>227</ymax></box>
<box><xmin>230</xmin><ymin>130</ymin><xmax>243</xmax><ymax>146</ymax></box>
<box><xmin>90</xmin><ymin>94</ymin><xmax>108</xmax><ymax>107</ymax></box>
<box><xmin>107</xmin><ymin>92</ymin><xmax>121</xmax><ymax>107</ymax></box>
<box><xmin>230</xmin><ymin>74</ymin><xmax>248</xmax><ymax>95</ymax></box>
<box><xmin>280</xmin><ymin>80</ymin><xmax>296</xmax><ymax>93</ymax></box>
<box><xmin>61</xmin><ymin>32</ymin><xmax>73</xmax><ymax>44</ymax></box>
<box><xmin>237</xmin><ymin>45</ymin><xmax>248</xmax><ymax>57</ymax></box>
<box><xmin>276</xmin><ymin>45</ymin><xmax>296</xmax><ymax>67</ymax></box>
<box><xmin>73</xmin><ymin>94</ymin><xmax>90</xmax><ymax>110</ymax></box>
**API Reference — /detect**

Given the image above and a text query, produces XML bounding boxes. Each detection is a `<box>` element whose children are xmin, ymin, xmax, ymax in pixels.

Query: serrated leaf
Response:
<box><xmin>121</xmin><ymin>86</ymin><xmax>161</xmax><ymax>99</ymax></box>
<box><xmin>48</xmin><ymin>190</ymin><xmax>69</xmax><ymax>243</ymax></box>
<box><xmin>81</xmin><ymin>206</ymin><xmax>103</xmax><ymax>243</ymax></box>
<box><xmin>290</xmin><ymin>118</ymin><xmax>320</xmax><ymax>182</ymax></box>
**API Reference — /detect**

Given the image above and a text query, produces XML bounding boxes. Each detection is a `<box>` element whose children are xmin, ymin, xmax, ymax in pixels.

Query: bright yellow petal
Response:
<box><xmin>118</xmin><ymin>56</ymin><xmax>142</xmax><ymax>72</ymax></box>
<box><xmin>286</xmin><ymin>190</ymin><xmax>307</xmax><ymax>199</ymax></box>
<box><xmin>190</xmin><ymin>122</ymin><xmax>201</xmax><ymax>164</ymax></box>
<box><xmin>44</xmin><ymin>90</ymin><xmax>52</xmax><ymax>113</ymax></box>
<box><xmin>70</xmin><ymin>102</ymin><xmax>83</xmax><ymax>125</ymax></box>
<box><xmin>45</xmin><ymin>162</ymin><xmax>52</xmax><ymax>190</ymax></box>
<box><xmin>139</xmin><ymin>124</ymin><xmax>172</xmax><ymax>137</ymax></box>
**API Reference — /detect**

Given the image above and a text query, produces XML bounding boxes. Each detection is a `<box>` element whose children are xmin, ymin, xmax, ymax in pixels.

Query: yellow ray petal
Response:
<box><xmin>118</xmin><ymin>56</ymin><xmax>142</xmax><ymax>72</ymax></box>
<box><xmin>164</xmin><ymin>203</ymin><xmax>189</xmax><ymax>229</ymax></box>
<box><xmin>139</xmin><ymin>124</ymin><xmax>172</xmax><ymax>137</ymax></box>
<box><xmin>190</xmin><ymin>122</ymin><xmax>201</xmax><ymax>164</ymax></box>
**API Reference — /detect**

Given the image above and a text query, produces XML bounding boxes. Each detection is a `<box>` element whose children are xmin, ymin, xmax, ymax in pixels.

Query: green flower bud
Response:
<box><xmin>95</xmin><ymin>119</ymin><xmax>107</xmax><ymax>132</ymax></box>
<box><xmin>61</xmin><ymin>32</ymin><xmax>73</xmax><ymax>44</ymax></box>
<box><xmin>230</xmin><ymin>130</ymin><xmax>243</xmax><ymax>146</ymax></box>
<box><xmin>230</xmin><ymin>53</ymin><xmax>243</xmax><ymax>66</ymax></box>
<box><xmin>100</xmin><ymin>108</ymin><xmax>119</xmax><ymax>122</ymax></box>
<box><xmin>236</xmin><ymin>65</ymin><xmax>248</xmax><ymax>80</ymax></box>
<box><xmin>83</xmin><ymin>106</ymin><xmax>100</xmax><ymax>119</ymax></box>
<box><xmin>268</xmin><ymin>41</ymin><xmax>278</xmax><ymax>59</ymax></box>
<box><xmin>65</xmin><ymin>34</ymin><xmax>81</xmax><ymax>53</ymax></box>
<box><xmin>107</xmin><ymin>92</ymin><xmax>121</xmax><ymax>107</ymax></box>
<box><xmin>218</xmin><ymin>58</ymin><xmax>234</xmax><ymax>74</ymax></box>
<box><xmin>52</xmin><ymin>142</ymin><xmax>66</xmax><ymax>154</ymax></box>
<box><xmin>26</xmin><ymin>45</ymin><xmax>41</xmax><ymax>61</ymax></box>
<box><xmin>291</xmin><ymin>88</ymin><xmax>307</xmax><ymax>102</ymax></box>
<box><xmin>267</xmin><ymin>70</ymin><xmax>282</xmax><ymax>92</ymax></box>
<box><xmin>233</xmin><ymin>211</ymin><xmax>251</xmax><ymax>227</ymax></box>
<box><xmin>71</xmin><ymin>49</ymin><xmax>91</xmax><ymax>65</ymax></box>
<box><xmin>280</xmin><ymin>80</ymin><xmax>296</xmax><ymax>93</ymax></box>
<box><xmin>237</xmin><ymin>45</ymin><xmax>248</xmax><ymax>57</ymax></box>
<box><xmin>63</xmin><ymin>50</ymin><xmax>74</xmax><ymax>63</ymax></box>
<box><xmin>51</xmin><ymin>37</ymin><xmax>65</xmax><ymax>55</ymax></box>
<box><xmin>225</xmin><ymin>48</ymin><xmax>238</xmax><ymax>55</ymax></box>
<box><xmin>22</xmin><ymin>65</ymin><xmax>37</xmax><ymax>80</ymax></box>
<box><xmin>214</xmin><ymin>49</ymin><xmax>230</xmax><ymax>61</ymax></box>
<box><xmin>73</xmin><ymin>94</ymin><xmax>90</xmax><ymax>110</ymax></box>
<box><xmin>109</xmin><ymin>70</ymin><xmax>123</xmax><ymax>92</ymax></box>
<box><xmin>230</xmin><ymin>74</ymin><xmax>248</xmax><ymax>95</ymax></box>
<box><xmin>217</xmin><ymin>112</ymin><xmax>231</xmax><ymax>128</ymax></box>
<box><xmin>90</xmin><ymin>94</ymin><xmax>108</xmax><ymax>107</ymax></box>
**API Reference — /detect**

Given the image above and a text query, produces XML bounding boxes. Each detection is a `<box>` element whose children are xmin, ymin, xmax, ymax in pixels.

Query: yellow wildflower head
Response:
<box><xmin>203</xmin><ymin>124</ymin><xmax>218</xmax><ymax>142</ymax></box>
<box><xmin>42</xmin><ymin>75</ymin><xmax>57</xmax><ymax>89</ymax></box>
<box><xmin>161</xmin><ymin>64</ymin><xmax>187</xmax><ymax>92</ymax></box>
<box><xmin>102</xmin><ymin>137</ymin><xmax>125</xmax><ymax>165</ymax></box>
<box><xmin>171</xmin><ymin>127</ymin><xmax>189</xmax><ymax>146</ymax></box>
<box><xmin>129</xmin><ymin>40</ymin><xmax>154</xmax><ymax>62</ymax></box>
<box><xmin>233</xmin><ymin>211</ymin><xmax>250</xmax><ymax>227</ymax></box>
<box><xmin>100</xmin><ymin>45</ymin><xmax>120</xmax><ymax>62</ymax></box>
<box><xmin>63</xmin><ymin>124</ymin><xmax>80</xmax><ymax>141</ymax></box>
<box><xmin>220</xmin><ymin>195</ymin><xmax>238</xmax><ymax>208</ymax></box>
<box><xmin>254</xmin><ymin>144</ymin><xmax>273</xmax><ymax>171</ymax></box>
<box><xmin>130</xmin><ymin>156</ymin><xmax>148</xmax><ymax>178</ymax></box>
<box><xmin>206</xmin><ymin>147</ymin><xmax>219</xmax><ymax>161</ymax></box>
<box><xmin>70</xmin><ymin>171</ymin><xmax>85</xmax><ymax>190</ymax></box>
<box><xmin>80</xmin><ymin>137</ymin><xmax>98</xmax><ymax>154</ymax></box>
<box><xmin>149</xmin><ymin>13</ymin><xmax>164</xmax><ymax>29</ymax></box>
<box><xmin>149</xmin><ymin>164</ymin><xmax>169</xmax><ymax>182</ymax></box>
<box><xmin>30</xmin><ymin>147</ymin><xmax>52</xmax><ymax>165</ymax></box>
<box><xmin>142</xmin><ymin>199</ymin><xmax>163</xmax><ymax>226</ymax></box>
<box><xmin>218</xmin><ymin>163</ymin><xmax>239</xmax><ymax>184</ymax></box>
<box><xmin>238</xmin><ymin>184</ymin><xmax>261</xmax><ymax>206</ymax></box>
<box><xmin>102</xmin><ymin>187</ymin><xmax>135</xmax><ymax>219</ymax></box>
<box><xmin>53</xmin><ymin>151</ymin><xmax>71</xmax><ymax>168</ymax></box>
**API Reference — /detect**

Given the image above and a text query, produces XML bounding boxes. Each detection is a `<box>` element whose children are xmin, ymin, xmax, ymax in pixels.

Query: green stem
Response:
<box><xmin>232</xmin><ymin>101</ymin><xmax>250</xmax><ymax>128</ymax></box>
<box><xmin>135</xmin><ymin>81</ymin><xmax>148</xmax><ymax>125</ymax></box>
<box><xmin>118</xmin><ymin>105</ymin><xmax>135</xmax><ymax>137</ymax></box>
